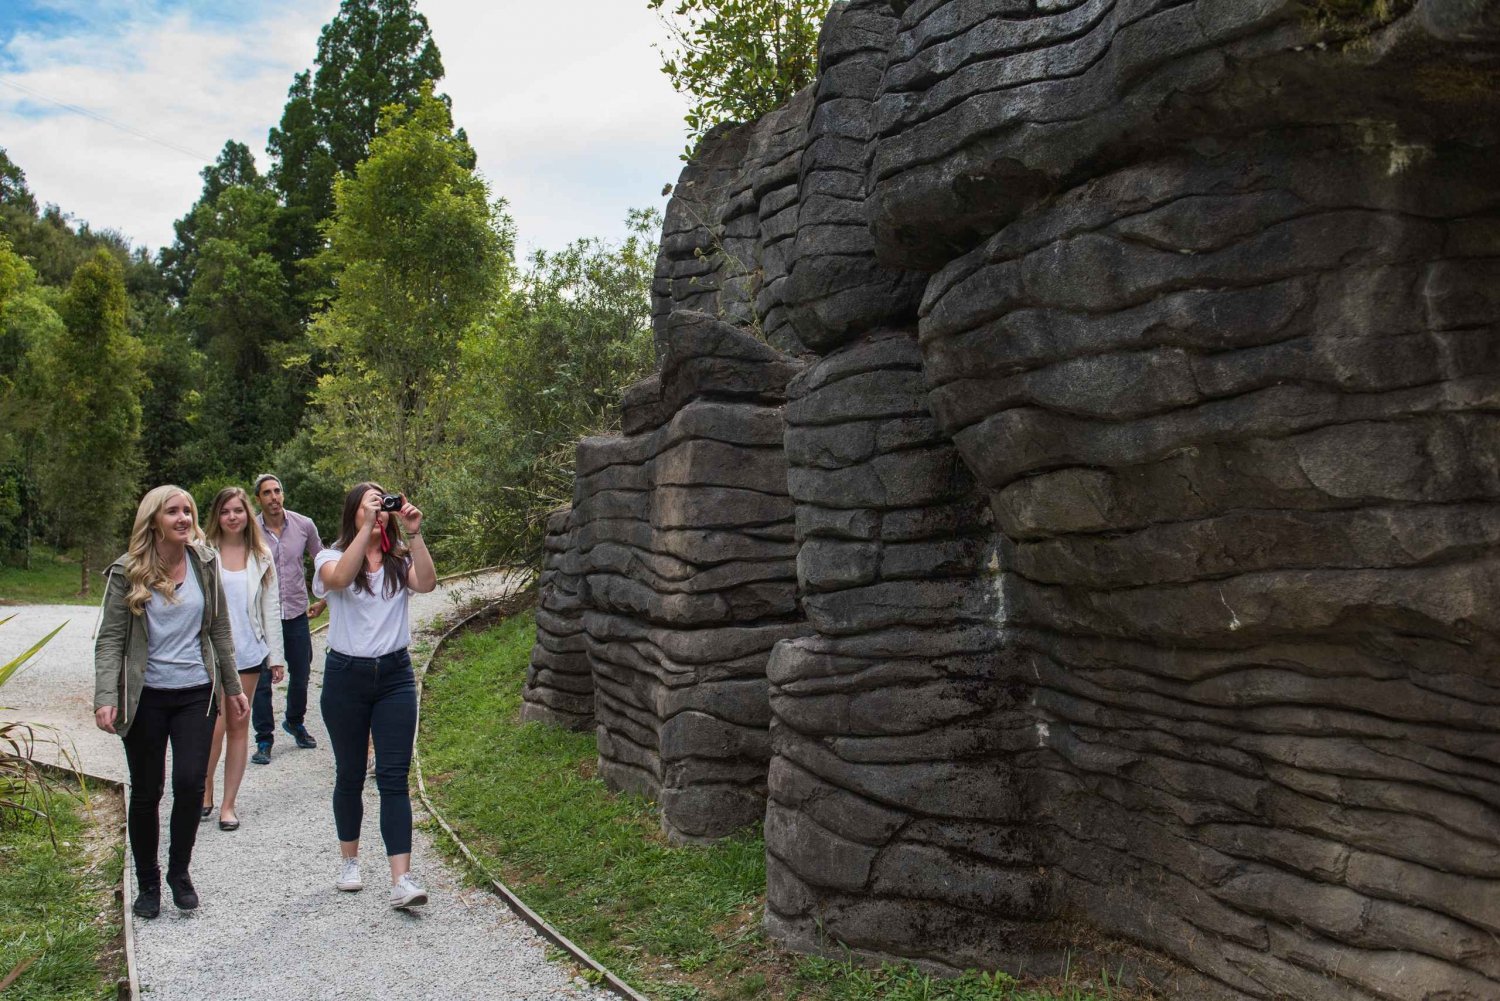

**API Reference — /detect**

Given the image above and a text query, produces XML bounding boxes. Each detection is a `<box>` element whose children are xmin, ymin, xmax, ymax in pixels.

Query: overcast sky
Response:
<box><xmin>0</xmin><ymin>0</ymin><xmax>692</xmax><ymax>257</ymax></box>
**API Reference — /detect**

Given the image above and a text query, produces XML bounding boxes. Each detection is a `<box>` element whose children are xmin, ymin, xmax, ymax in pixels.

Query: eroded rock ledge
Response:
<box><xmin>525</xmin><ymin>0</ymin><xmax>1500</xmax><ymax>996</ymax></box>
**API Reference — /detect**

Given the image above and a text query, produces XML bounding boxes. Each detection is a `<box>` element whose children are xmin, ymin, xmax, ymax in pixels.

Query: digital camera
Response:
<box><xmin>380</xmin><ymin>493</ymin><xmax>404</xmax><ymax>512</ymax></box>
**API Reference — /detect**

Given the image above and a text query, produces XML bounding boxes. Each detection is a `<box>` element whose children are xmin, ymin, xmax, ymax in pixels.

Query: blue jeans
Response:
<box><xmin>318</xmin><ymin>648</ymin><xmax>417</xmax><ymax>856</ymax></box>
<box><xmin>253</xmin><ymin>614</ymin><xmax>312</xmax><ymax>745</ymax></box>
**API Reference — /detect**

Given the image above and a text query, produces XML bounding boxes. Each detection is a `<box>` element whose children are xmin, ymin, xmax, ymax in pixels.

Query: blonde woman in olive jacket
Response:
<box><xmin>93</xmin><ymin>485</ymin><xmax>246</xmax><ymax>919</ymax></box>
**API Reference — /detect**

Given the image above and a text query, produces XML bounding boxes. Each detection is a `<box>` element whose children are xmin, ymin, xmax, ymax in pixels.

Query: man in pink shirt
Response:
<box><xmin>250</xmin><ymin>474</ymin><xmax>327</xmax><ymax>764</ymax></box>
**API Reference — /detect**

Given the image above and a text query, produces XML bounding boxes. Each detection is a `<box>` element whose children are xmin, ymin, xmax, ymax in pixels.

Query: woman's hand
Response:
<box><xmin>356</xmin><ymin>489</ymin><xmax>382</xmax><ymax>533</ymax></box>
<box><xmin>398</xmin><ymin>499</ymin><xmax>423</xmax><ymax>536</ymax></box>
<box><xmin>227</xmin><ymin>693</ymin><xmax>250</xmax><ymax>721</ymax></box>
<box><xmin>95</xmin><ymin>706</ymin><xmax>117</xmax><ymax>734</ymax></box>
<box><xmin>404</xmin><ymin>498</ymin><xmax>438</xmax><ymax>593</ymax></box>
<box><xmin>271</xmin><ymin>664</ymin><xmax>286</xmax><ymax>684</ymax></box>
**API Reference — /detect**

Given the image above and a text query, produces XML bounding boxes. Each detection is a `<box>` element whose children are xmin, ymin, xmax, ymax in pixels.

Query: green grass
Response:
<box><xmin>419</xmin><ymin>610</ymin><xmax>1127</xmax><ymax>1001</ymax></box>
<box><xmin>0</xmin><ymin>788</ymin><xmax>123</xmax><ymax>1000</ymax></box>
<box><xmin>0</xmin><ymin>549</ymin><xmax>97</xmax><ymax>606</ymax></box>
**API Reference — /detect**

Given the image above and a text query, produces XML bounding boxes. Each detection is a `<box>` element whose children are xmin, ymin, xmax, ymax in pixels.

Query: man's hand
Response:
<box><xmin>271</xmin><ymin>663</ymin><xmax>286</xmax><ymax>683</ymax></box>
<box><xmin>309</xmin><ymin>600</ymin><xmax>327</xmax><ymax>619</ymax></box>
<box><xmin>228</xmin><ymin>693</ymin><xmax>250</xmax><ymax>721</ymax></box>
<box><xmin>95</xmin><ymin>706</ymin><xmax>117</xmax><ymax>734</ymax></box>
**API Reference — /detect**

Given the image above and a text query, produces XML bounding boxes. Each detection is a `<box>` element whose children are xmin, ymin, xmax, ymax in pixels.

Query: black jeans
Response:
<box><xmin>319</xmin><ymin>648</ymin><xmax>417</xmax><ymax>856</ymax></box>
<box><xmin>253</xmin><ymin>613</ymin><xmax>313</xmax><ymax>745</ymax></box>
<box><xmin>121</xmin><ymin>684</ymin><xmax>215</xmax><ymax>885</ymax></box>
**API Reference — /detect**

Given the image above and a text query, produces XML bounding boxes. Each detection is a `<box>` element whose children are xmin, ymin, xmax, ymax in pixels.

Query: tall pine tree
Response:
<box><xmin>160</xmin><ymin>140</ymin><xmax>262</xmax><ymax>301</ymax></box>
<box><xmin>267</xmin><ymin>0</ymin><xmax>452</xmax><ymax>315</ymax></box>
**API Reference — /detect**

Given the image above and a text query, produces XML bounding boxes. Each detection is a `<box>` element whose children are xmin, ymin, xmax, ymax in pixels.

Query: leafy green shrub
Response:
<box><xmin>426</xmin><ymin>210</ymin><xmax>659</xmax><ymax>569</ymax></box>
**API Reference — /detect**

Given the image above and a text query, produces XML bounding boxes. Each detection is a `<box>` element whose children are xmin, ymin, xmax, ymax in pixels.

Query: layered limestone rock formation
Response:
<box><xmin>521</xmin><ymin>507</ymin><xmax>592</xmax><ymax>730</ymax></box>
<box><xmin>530</xmin><ymin>0</ymin><xmax>1500</xmax><ymax>996</ymax></box>
<box><xmin>566</xmin><ymin>311</ymin><xmax>807</xmax><ymax>842</ymax></box>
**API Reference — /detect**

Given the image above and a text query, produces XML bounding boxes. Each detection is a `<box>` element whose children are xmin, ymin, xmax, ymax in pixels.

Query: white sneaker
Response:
<box><xmin>390</xmin><ymin>873</ymin><xmax>428</xmax><ymax>910</ymax></box>
<box><xmin>336</xmin><ymin>857</ymin><xmax>363</xmax><ymax>892</ymax></box>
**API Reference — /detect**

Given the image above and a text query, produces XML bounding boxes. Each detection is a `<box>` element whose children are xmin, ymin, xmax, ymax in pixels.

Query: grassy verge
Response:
<box><xmin>418</xmin><ymin>609</ymin><xmax>1128</xmax><ymax>1001</ymax></box>
<box><xmin>0</xmin><ymin>785</ymin><xmax>124</xmax><ymax>1000</ymax></box>
<box><xmin>0</xmin><ymin>549</ymin><xmax>97</xmax><ymax>606</ymax></box>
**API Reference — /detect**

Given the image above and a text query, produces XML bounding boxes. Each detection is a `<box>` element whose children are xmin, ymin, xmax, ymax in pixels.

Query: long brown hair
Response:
<box><xmin>205</xmin><ymin>486</ymin><xmax>273</xmax><ymax>586</ymax></box>
<box><xmin>333</xmin><ymin>482</ymin><xmax>409</xmax><ymax>598</ymax></box>
<box><xmin>123</xmin><ymin>485</ymin><xmax>203</xmax><ymax>615</ymax></box>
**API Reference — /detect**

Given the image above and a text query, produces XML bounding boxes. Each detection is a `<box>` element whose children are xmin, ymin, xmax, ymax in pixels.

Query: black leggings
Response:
<box><xmin>121</xmin><ymin>684</ymin><xmax>215</xmax><ymax>884</ymax></box>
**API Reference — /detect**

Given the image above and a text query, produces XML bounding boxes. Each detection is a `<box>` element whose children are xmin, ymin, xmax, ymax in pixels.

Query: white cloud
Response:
<box><xmin>0</xmin><ymin>0</ymin><xmax>691</xmax><ymax>256</ymax></box>
<box><xmin>1</xmin><ymin>1</ymin><xmax>337</xmax><ymax>249</ymax></box>
<box><xmin>416</xmin><ymin>1</ymin><xmax>691</xmax><ymax>253</ymax></box>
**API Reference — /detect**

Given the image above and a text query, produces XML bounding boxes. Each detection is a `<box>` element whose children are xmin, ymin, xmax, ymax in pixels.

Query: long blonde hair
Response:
<box><xmin>123</xmin><ymin>485</ymin><xmax>204</xmax><ymax>615</ymax></box>
<box><xmin>205</xmin><ymin>486</ymin><xmax>273</xmax><ymax>585</ymax></box>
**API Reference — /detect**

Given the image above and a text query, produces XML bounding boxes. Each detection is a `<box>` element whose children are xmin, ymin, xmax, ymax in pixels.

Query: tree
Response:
<box><xmin>30</xmin><ymin>251</ymin><xmax>145</xmax><ymax>592</ymax></box>
<box><xmin>159</xmin><ymin>144</ymin><xmax>303</xmax><ymax>480</ymax></box>
<box><xmin>182</xmin><ymin>183</ymin><xmax>302</xmax><ymax>463</ymax></box>
<box><xmin>649</xmin><ymin>0</ymin><xmax>829</xmax><ymax>146</ymax></box>
<box><xmin>160</xmin><ymin>140</ymin><xmax>264</xmax><ymax>301</ymax></box>
<box><xmin>267</xmin><ymin>0</ymin><xmax>453</xmax><ymax>312</ymax></box>
<box><xmin>135</xmin><ymin>317</ymin><xmax>206</xmax><ymax>489</ymax></box>
<box><xmin>308</xmin><ymin>85</ymin><xmax>509</xmax><ymax>497</ymax></box>
<box><xmin>0</xmin><ymin>236</ymin><xmax>55</xmax><ymax>558</ymax></box>
<box><xmin>0</xmin><ymin>148</ymin><xmax>38</xmax><ymax>229</ymax></box>
<box><xmin>266</xmin><ymin>71</ymin><xmax>338</xmax><ymax>306</ymax></box>
<box><xmin>431</xmin><ymin>210</ymin><xmax>660</xmax><ymax>567</ymax></box>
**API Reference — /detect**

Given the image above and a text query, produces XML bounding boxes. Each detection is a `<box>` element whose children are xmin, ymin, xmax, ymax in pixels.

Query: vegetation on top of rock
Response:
<box><xmin>649</xmin><ymin>0</ymin><xmax>830</xmax><ymax>151</ymax></box>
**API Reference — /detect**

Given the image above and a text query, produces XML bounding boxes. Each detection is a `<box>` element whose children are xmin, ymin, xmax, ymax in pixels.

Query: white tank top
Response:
<box><xmin>220</xmin><ymin>566</ymin><xmax>271</xmax><ymax>669</ymax></box>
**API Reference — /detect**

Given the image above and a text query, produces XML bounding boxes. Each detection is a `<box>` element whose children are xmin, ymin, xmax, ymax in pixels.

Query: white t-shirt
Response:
<box><xmin>220</xmin><ymin>567</ymin><xmax>271</xmax><ymax>669</ymax></box>
<box><xmin>312</xmin><ymin>548</ymin><xmax>412</xmax><ymax>658</ymax></box>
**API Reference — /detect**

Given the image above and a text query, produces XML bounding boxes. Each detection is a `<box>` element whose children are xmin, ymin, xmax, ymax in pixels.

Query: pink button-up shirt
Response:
<box><xmin>257</xmin><ymin>509</ymin><xmax>324</xmax><ymax>620</ymax></box>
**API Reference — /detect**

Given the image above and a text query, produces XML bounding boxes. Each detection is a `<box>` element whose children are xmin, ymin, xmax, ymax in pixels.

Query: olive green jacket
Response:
<box><xmin>92</xmin><ymin>543</ymin><xmax>242</xmax><ymax>738</ymax></box>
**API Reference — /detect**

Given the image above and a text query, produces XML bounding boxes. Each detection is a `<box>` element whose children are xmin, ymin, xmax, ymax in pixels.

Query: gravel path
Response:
<box><xmin>2</xmin><ymin>571</ymin><xmax>611</xmax><ymax>1001</ymax></box>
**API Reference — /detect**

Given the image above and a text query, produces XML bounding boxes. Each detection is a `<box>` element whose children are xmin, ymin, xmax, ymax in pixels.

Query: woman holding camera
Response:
<box><xmin>94</xmin><ymin>485</ymin><xmax>248</xmax><ymax>918</ymax></box>
<box><xmin>313</xmin><ymin>482</ymin><xmax>436</xmax><ymax>909</ymax></box>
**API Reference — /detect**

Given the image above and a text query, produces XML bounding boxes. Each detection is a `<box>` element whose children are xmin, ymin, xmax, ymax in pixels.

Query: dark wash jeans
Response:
<box><xmin>121</xmin><ymin>684</ymin><xmax>215</xmax><ymax>885</ymax></box>
<box><xmin>253</xmin><ymin>613</ymin><xmax>313</xmax><ymax>745</ymax></box>
<box><xmin>318</xmin><ymin>648</ymin><xmax>417</xmax><ymax>857</ymax></box>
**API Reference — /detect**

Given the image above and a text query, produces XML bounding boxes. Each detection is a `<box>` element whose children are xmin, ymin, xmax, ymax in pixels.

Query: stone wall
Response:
<box><xmin>529</xmin><ymin>0</ymin><xmax>1500</xmax><ymax>995</ymax></box>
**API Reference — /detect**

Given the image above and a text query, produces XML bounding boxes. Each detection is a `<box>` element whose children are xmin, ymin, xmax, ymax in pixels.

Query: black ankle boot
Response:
<box><xmin>166</xmin><ymin>871</ymin><xmax>199</xmax><ymax>910</ymax></box>
<box><xmin>133</xmin><ymin>880</ymin><xmax>161</xmax><ymax>919</ymax></box>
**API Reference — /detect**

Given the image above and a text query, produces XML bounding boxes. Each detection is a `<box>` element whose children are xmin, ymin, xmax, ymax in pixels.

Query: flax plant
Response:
<box><xmin>0</xmin><ymin>615</ymin><xmax>74</xmax><ymax>841</ymax></box>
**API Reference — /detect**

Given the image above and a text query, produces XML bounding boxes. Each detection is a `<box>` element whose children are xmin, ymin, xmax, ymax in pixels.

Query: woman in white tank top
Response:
<box><xmin>202</xmin><ymin>487</ymin><xmax>286</xmax><ymax>830</ymax></box>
